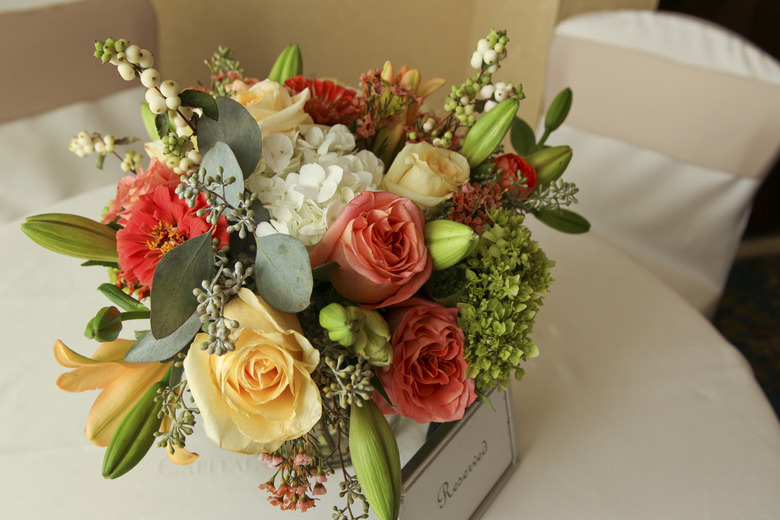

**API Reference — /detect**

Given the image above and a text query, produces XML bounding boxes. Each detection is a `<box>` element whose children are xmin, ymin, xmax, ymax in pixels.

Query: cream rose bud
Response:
<box><xmin>183</xmin><ymin>289</ymin><xmax>321</xmax><ymax>454</ymax></box>
<box><xmin>381</xmin><ymin>142</ymin><xmax>470</xmax><ymax>209</ymax></box>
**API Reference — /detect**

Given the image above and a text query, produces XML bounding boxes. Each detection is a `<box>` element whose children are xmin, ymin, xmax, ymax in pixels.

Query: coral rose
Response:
<box><xmin>183</xmin><ymin>289</ymin><xmax>322</xmax><ymax>454</ymax></box>
<box><xmin>310</xmin><ymin>190</ymin><xmax>432</xmax><ymax>309</ymax></box>
<box><xmin>375</xmin><ymin>297</ymin><xmax>476</xmax><ymax>423</ymax></box>
<box><xmin>232</xmin><ymin>79</ymin><xmax>314</xmax><ymax>136</ymax></box>
<box><xmin>382</xmin><ymin>142</ymin><xmax>470</xmax><ymax>209</ymax></box>
<box><xmin>493</xmin><ymin>153</ymin><xmax>537</xmax><ymax>199</ymax></box>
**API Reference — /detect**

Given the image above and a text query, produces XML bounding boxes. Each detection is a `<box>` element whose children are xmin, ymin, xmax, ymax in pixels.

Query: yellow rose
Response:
<box><xmin>183</xmin><ymin>288</ymin><xmax>321</xmax><ymax>454</ymax></box>
<box><xmin>381</xmin><ymin>142</ymin><xmax>470</xmax><ymax>208</ymax></box>
<box><xmin>232</xmin><ymin>79</ymin><xmax>314</xmax><ymax>136</ymax></box>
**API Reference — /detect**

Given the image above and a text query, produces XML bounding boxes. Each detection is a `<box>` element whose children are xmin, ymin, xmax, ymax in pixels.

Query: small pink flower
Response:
<box><xmin>294</xmin><ymin>452</ymin><xmax>312</xmax><ymax>466</ymax></box>
<box><xmin>312</xmin><ymin>482</ymin><xmax>327</xmax><ymax>495</ymax></box>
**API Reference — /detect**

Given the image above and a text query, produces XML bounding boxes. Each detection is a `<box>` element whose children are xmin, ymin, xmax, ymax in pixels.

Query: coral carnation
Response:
<box><xmin>116</xmin><ymin>184</ymin><xmax>229</xmax><ymax>288</ymax></box>
<box><xmin>284</xmin><ymin>76</ymin><xmax>358</xmax><ymax>126</ymax></box>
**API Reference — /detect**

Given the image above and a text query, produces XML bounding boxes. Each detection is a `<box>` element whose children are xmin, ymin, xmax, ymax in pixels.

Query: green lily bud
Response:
<box><xmin>319</xmin><ymin>303</ymin><xmax>363</xmax><ymax>346</ymax></box>
<box><xmin>268</xmin><ymin>44</ymin><xmax>303</xmax><ymax>83</ymax></box>
<box><xmin>351</xmin><ymin>310</ymin><xmax>392</xmax><ymax>367</ymax></box>
<box><xmin>460</xmin><ymin>98</ymin><xmax>519</xmax><ymax>168</ymax></box>
<box><xmin>21</xmin><ymin>213</ymin><xmax>118</xmax><ymax>262</ymax></box>
<box><xmin>425</xmin><ymin>220</ymin><xmax>478</xmax><ymax>270</ymax></box>
<box><xmin>524</xmin><ymin>145</ymin><xmax>572</xmax><ymax>186</ymax></box>
<box><xmin>544</xmin><ymin>87</ymin><xmax>573</xmax><ymax>134</ymax></box>
<box><xmin>85</xmin><ymin>306</ymin><xmax>123</xmax><ymax>342</ymax></box>
<box><xmin>102</xmin><ymin>379</ymin><xmax>164</xmax><ymax>479</ymax></box>
<box><xmin>349</xmin><ymin>399</ymin><xmax>401</xmax><ymax>520</ymax></box>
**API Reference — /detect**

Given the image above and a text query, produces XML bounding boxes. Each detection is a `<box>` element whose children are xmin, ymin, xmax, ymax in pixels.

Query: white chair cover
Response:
<box><xmin>543</xmin><ymin>9</ymin><xmax>780</xmax><ymax>317</ymax></box>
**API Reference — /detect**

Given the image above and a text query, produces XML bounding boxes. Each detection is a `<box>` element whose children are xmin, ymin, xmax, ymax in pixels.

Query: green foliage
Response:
<box><xmin>196</xmin><ymin>97</ymin><xmax>262</xmax><ymax>180</ymax></box>
<box><xmin>456</xmin><ymin>208</ymin><xmax>553</xmax><ymax>392</ymax></box>
<box><xmin>533</xmin><ymin>208</ymin><xmax>591</xmax><ymax>234</ymax></box>
<box><xmin>124</xmin><ymin>312</ymin><xmax>202</xmax><ymax>362</ymax></box>
<box><xmin>254</xmin><ymin>233</ymin><xmax>313</xmax><ymax>313</ymax></box>
<box><xmin>510</xmin><ymin>115</ymin><xmax>537</xmax><ymax>156</ymax></box>
<box><xmin>150</xmin><ymin>232</ymin><xmax>214</xmax><ymax>339</ymax></box>
<box><xmin>199</xmin><ymin>141</ymin><xmax>245</xmax><ymax>210</ymax></box>
<box><xmin>179</xmin><ymin>88</ymin><xmax>219</xmax><ymax>120</ymax></box>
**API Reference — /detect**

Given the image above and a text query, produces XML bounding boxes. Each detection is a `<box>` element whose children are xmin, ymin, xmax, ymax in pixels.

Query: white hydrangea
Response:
<box><xmin>246</xmin><ymin>125</ymin><xmax>384</xmax><ymax>247</ymax></box>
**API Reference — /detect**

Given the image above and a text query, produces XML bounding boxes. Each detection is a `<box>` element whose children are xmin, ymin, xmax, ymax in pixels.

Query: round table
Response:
<box><xmin>1</xmin><ymin>185</ymin><xmax>778</xmax><ymax>519</ymax></box>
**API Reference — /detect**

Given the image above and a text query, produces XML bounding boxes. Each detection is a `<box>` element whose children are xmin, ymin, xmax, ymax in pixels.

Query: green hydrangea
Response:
<box><xmin>456</xmin><ymin>208</ymin><xmax>553</xmax><ymax>392</ymax></box>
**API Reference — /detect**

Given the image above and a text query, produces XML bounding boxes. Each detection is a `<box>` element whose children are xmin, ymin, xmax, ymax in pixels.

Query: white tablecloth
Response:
<box><xmin>1</xmin><ymin>185</ymin><xmax>778</xmax><ymax>519</ymax></box>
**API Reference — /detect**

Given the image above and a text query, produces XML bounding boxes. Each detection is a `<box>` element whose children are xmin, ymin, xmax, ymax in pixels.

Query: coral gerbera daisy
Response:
<box><xmin>284</xmin><ymin>76</ymin><xmax>358</xmax><ymax>126</ymax></box>
<box><xmin>116</xmin><ymin>184</ymin><xmax>229</xmax><ymax>289</ymax></box>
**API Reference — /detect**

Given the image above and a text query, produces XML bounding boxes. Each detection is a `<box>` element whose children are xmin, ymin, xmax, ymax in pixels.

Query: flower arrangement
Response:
<box><xmin>22</xmin><ymin>30</ymin><xmax>587</xmax><ymax>520</ymax></box>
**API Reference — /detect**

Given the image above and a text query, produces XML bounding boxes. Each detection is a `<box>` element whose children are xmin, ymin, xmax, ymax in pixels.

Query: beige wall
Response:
<box><xmin>149</xmin><ymin>0</ymin><xmax>657</xmax><ymax>126</ymax></box>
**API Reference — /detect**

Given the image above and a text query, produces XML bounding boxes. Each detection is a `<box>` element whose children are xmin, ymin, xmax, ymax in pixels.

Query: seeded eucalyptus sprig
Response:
<box><xmin>155</xmin><ymin>378</ymin><xmax>200</xmax><ymax>455</ymax></box>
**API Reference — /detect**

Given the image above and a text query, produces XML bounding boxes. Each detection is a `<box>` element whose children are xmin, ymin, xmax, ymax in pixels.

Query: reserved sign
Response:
<box><xmin>399</xmin><ymin>389</ymin><xmax>519</xmax><ymax>520</ymax></box>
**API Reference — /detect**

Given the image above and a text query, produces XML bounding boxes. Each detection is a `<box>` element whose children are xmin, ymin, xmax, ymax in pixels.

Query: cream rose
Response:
<box><xmin>381</xmin><ymin>142</ymin><xmax>470</xmax><ymax>208</ymax></box>
<box><xmin>183</xmin><ymin>289</ymin><xmax>321</xmax><ymax>454</ymax></box>
<box><xmin>232</xmin><ymin>79</ymin><xmax>314</xmax><ymax>136</ymax></box>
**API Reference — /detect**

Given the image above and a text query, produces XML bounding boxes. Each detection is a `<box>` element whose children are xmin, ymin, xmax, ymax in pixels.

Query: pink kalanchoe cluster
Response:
<box><xmin>257</xmin><ymin>446</ymin><xmax>330</xmax><ymax>512</ymax></box>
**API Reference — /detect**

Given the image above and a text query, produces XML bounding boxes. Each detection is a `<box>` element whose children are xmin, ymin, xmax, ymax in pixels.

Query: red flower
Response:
<box><xmin>116</xmin><ymin>184</ymin><xmax>229</xmax><ymax>288</ymax></box>
<box><xmin>284</xmin><ymin>76</ymin><xmax>358</xmax><ymax>126</ymax></box>
<box><xmin>493</xmin><ymin>153</ymin><xmax>537</xmax><ymax>199</ymax></box>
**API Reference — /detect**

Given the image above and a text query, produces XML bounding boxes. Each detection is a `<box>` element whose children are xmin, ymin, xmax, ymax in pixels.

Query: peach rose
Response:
<box><xmin>310</xmin><ymin>191</ymin><xmax>432</xmax><ymax>309</ymax></box>
<box><xmin>375</xmin><ymin>297</ymin><xmax>476</xmax><ymax>423</ymax></box>
<box><xmin>381</xmin><ymin>142</ymin><xmax>470</xmax><ymax>209</ymax></box>
<box><xmin>232</xmin><ymin>79</ymin><xmax>314</xmax><ymax>136</ymax></box>
<box><xmin>183</xmin><ymin>289</ymin><xmax>321</xmax><ymax>454</ymax></box>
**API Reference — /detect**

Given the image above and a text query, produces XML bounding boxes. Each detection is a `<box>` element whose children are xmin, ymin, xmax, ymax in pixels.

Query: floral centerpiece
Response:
<box><xmin>22</xmin><ymin>30</ymin><xmax>587</xmax><ymax>520</ymax></box>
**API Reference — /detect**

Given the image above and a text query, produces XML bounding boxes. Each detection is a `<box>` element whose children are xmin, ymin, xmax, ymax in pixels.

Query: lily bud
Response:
<box><xmin>85</xmin><ymin>306</ymin><xmax>123</xmax><ymax>342</ymax></box>
<box><xmin>425</xmin><ymin>220</ymin><xmax>478</xmax><ymax>270</ymax></box>
<box><xmin>524</xmin><ymin>145</ymin><xmax>572</xmax><ymax>186</ymax></box>
<box><xmin>268</xmin><ymin>44</ymin><xmax>302</xmax><ymax>83</ymax></box>
<box><xmin>459</xmin><ymin>98</ymin><xmax>519</xmax><ymax>168</ymax></box>
<box><xmin>544</xmin><ymin>87</ymin><xmax>573</xmax><ymax>133</ymax></box>
<box><xmin>319</xmin><ymin>303</ymin><xmax>363</xmax><ymax>347</ymax></box>
<box><xmin>21</xmin><ymin>213</ymin><xmax>118</xmax><ymax>262</ymax></box>
<box><xmin>351</xmin><ymin>310</ymin><xmax>392</xmax><ymax>367</ymax></box>
<box><xmin>102</xmin><ymin>380</ymin><xmax>165</xmax><ymax>479</ymax></box>
<box><xmin>349</xmin><ymin>400</ymin><xmax>401</xmax><ymax>520</ymax></box>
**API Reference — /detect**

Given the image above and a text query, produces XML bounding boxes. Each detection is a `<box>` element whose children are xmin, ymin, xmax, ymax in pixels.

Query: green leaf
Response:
<box><xmin>197</xmin><ymin>97</ymin><xmax>262</xmax><ymax>179</ymax></box>
<box><xmin>97</xmin><ymin>283</ymin><xmax>149</xmax><ymax>313</ymax></box>
<box><xmin>200</xmin><ymin>141</ymin><xmax>244</xmax><ymax>210</ymax></box>
<box><xmin>81</xmin><ymin>260</ymin><xmax>120</xmax><ymax>268</ymax></box>
<box><xmin>150</xmin><ymin>232</ymin><xmax>213</xmax><ymax>339</ymax></box>
<box><xmin>533</xmin><ymin>208</ymin><xmax>591</xmax><ymax>234</ymax></box>
<box><xmin>21</xmin><ymin>213</ymin><xmax>117</xmax><ymax>262</ymax></box>
<box><xmin>95</xmin><ymin>153</ymin><xmax>106</xmax><ymax>170</ymax></box>
<box><xmin>141</xmin><ymin>102</ymin><xmax>160</xmax><ymax>141</ymax></box>
<box><xmin>154</xmin><ymin>112</ymin><xmax>170</xmax><ymax>139</ymax></box>
<box><xmin>124</xmin><ymin>312</ymin><xmax>202</xmax><ymax>362</ymax></box>
<box><xmin>312</xmin><ymin>261</ymin><xmax>339</xmax><ymax>281</ymax></box>
<box><xmin>179</xmin><ymin>88</ymin><xmax>218</xmax><ymax>120</ymax></box>
<box><xmin>510</xmin><ymin>116</ymin><xmax>537</xmax><ymax>156</ymax></box>
<box><xmin>370</xmin><ymin>374</ymin><xmax>394</xmax><ymax>407</ymax></box>
<box><xmin>254</xmin><ymin>233</ymin><xmax>312</xmax><ymax>313</ymax></box>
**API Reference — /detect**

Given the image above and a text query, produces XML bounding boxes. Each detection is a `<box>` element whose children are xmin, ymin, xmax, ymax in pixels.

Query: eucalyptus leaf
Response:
<box><xmin>97</xmin><ymin>283</ymin><xmax>149</xmax><ymax>313</ymax></box>
<box><xmin>124</xmin><ymin>312</ymin><xmax>202</xmax><ymax>362</ymax></box>
<box><xmin>254</xmin><ymin>233</ymin><xmax>313</xmax><ymax>313</ymax></box>
<box><xmin>312</xmin><ymin>261</ymin><xmax>339</xmax><ymax>281</ymax></box>
<box><xmin>533</xmin><ymin>208</ymin><xmax>591</xmax><ymax>234</ymax></box>
<box><xmin>154</xmin><ymin>112</ymin><xmax>170</xmax><ymax>139</ymax></box>
<box><xmin>200</xmin><ymin>141</ymin><xmax>244</xmax><ymax>210</ymax></box>
<box><xmin>179</xmin><ymin>88</ymin><xmax>219</xmax><ymax>120</ymax></box>
<box><xmin>249</xmin><ymin>198</ymin><xmax>270</xmax><ymax>223</ymax></box>
<box><xmin>150</xmin><ymin>232</ymin><xmax>213</xmax><ymax>339</ymax></box>
<box><xmin>197</xmin><ymin>97</ymin><xmax>262</xmax><ymax>179</ymax></box>
<box><xmin>510</xmin><ymin>116</ymin><xmax>537</xmax><ymax>156</ymax></box>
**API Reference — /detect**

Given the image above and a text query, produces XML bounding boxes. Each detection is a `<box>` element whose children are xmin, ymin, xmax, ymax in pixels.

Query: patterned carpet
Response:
<box><xmin>713</xmin><ymin>253</ymin><xmax>780</xmax><ymax>417</ymax></box>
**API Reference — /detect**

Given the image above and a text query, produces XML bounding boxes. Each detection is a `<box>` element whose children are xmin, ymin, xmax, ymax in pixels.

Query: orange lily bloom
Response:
<box><xmin>53</xmin><ymin>338</ymin><xmax>171</xmax><ymax>447</ymax></box>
